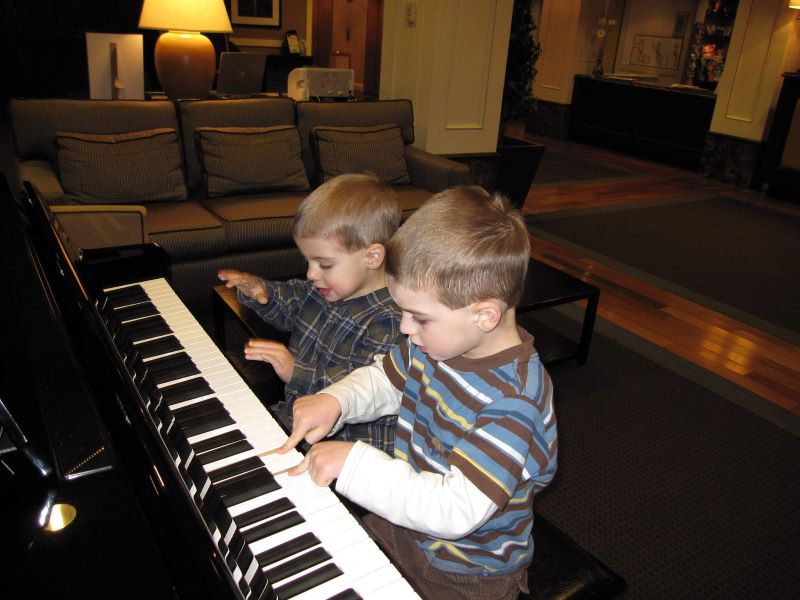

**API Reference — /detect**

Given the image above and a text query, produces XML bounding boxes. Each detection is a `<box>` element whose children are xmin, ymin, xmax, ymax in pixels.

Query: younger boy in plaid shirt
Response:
<box><xmin>218</xmin><ymin>173</ymin><xmax>402</xmax><ymax>453</ymax></box>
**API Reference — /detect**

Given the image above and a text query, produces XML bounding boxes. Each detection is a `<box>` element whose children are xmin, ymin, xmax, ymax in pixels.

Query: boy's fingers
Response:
<box><xmin>287</xmin><ymin>454</ymin><xmax>310</xmax><ymax>477</ymax></box>
<box><xmin>278</xmin><ymin>427</ymin><xmax>306</xmax><ymax>454</ymax></box>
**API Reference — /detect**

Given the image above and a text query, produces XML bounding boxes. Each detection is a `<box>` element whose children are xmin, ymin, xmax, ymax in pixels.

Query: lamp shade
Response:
<box><xmin>139</xmin><ymin>0</ymin><xmax>232</xmax><ymax>33</ymax></box>
<box><xmin>791</xmin><ymin>0</ymin><xmax>800</xmax><ymax>9</ymax></box>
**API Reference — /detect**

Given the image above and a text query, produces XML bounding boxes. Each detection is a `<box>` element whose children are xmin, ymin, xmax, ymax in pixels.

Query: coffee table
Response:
<box><xmin>212</xmin><ymin>258</ymin><xmax>599</xmax><ymax>368</ymax></box>
<box><xmin>518</xmin><ymin>258</ymin><xmax>599</xmax><ymax>366</ymax></box>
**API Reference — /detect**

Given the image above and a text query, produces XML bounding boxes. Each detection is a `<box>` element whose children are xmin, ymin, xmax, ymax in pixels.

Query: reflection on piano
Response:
<box><xmin>0</xmin><ymin>176</ymin><xmax>418</xmax><ymax>599</ymax></box>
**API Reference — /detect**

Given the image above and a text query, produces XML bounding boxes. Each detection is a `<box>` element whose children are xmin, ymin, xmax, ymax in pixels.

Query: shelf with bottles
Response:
<box><xmin>685</xmin><ymin>0</ymin><xmax>739</xmax><ymax>91</ymax></box>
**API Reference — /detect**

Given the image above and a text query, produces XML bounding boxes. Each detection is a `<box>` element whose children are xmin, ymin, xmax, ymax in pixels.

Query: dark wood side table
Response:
<box><xmin>213</xmin><ymin>258</ymin><xmax>600</xmax><ymax>369</ymax></box>
<box><xmin>518</xmin><ymin>258</ymin><xmax>600</xmax><ymax>366</ymax></box>
<box><xmin>213</xmin><ymin>284</ymin><xmax>277</xmax><ymax>347</ymax></box>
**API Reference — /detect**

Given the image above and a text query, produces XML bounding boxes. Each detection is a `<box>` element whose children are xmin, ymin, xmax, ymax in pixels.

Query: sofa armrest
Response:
<box><xmin>51</xmin><ymin>204</ymin><xmax>150</xmax><ymax>249</ymax></box>
<box><xmin>404</xmin><ymin>145</ymin><xmax>472</xmax><ymax>193</ymax></box>
<box><xmin>17</xmin><ymin>161</ymin><xmax>66</xmax><ymax>205</ymax></box>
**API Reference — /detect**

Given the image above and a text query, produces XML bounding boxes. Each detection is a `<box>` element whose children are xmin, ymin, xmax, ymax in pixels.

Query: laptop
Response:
<box><xmin>216</xmin><ymin>52</ymin><xmax>267</xmax><ymax>96</ymax></box>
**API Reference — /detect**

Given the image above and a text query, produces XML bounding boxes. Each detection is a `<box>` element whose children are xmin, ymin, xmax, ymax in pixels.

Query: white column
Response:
<box><xmin>380</xmin><ymin>0</ymin><xmax>514</xmax><ymax>154</ymax></box>
<box><xmin>710</xmin><ymin>0</ymin><xmax>799</xmax><ymax>141</ymax></box>
<box><xmin>533</xmin><ymin>0</ymin><xmax>584</xmax><ymax>105</ymax></box>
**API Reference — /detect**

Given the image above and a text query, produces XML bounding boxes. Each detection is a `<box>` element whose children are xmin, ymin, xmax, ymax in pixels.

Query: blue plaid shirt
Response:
<box><xmin>240</xmin><ymin>279</ymin><xmax>401</xmax><ymax>452</ymax></box>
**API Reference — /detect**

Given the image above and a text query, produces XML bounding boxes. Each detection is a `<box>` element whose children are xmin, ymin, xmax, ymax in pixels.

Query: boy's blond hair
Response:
<box><xmin>292</xmin><ymin>173</ymin><xmax>401</xmax><ymax>252</ymax></box>
<box><xmin>385</xmin><ymin>186</ymin><xmax>530</xmax><ymax>309</ymax></box>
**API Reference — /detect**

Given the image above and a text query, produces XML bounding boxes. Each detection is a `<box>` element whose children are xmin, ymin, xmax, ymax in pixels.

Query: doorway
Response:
<box><xmin>313</xmin><ymin>0</ymin><xmax>384</xmax><ymax>99</ymax></box>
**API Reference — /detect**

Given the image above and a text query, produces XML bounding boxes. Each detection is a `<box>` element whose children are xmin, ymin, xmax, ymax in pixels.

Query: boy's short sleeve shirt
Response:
<box><xmin>382</xmin><ymin>331</ymin><xmax>558</xmax><ymax>575</ymax></box>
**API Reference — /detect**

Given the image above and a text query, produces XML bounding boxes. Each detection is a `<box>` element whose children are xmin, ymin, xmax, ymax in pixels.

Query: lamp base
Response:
<box><xmin>154</xmin><ymin>31</ymin><xmax>216</xmax><ymax>99</ymax></box>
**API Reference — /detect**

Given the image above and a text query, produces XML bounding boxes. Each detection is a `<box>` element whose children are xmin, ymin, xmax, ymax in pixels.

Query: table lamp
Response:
<box><xmin>791</xmin><ymin>0</ymin><xmax>800</xmax><ymax>8</ymax></box>
<box><xmin>139</xmin><ymin>0</ymin><xmax>232</xmax><ymax>99</ymax></box>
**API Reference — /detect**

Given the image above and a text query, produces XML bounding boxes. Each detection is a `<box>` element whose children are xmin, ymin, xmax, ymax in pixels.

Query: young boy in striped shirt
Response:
<box><xmin>280</xmin><ymin>186</ymin><xmax>558</xmax><ymax>599</ymax></box>
<box><xmin>218</xmin><ymin>173</ymin><xmax>402</xmax><ymax>453</ymax></box>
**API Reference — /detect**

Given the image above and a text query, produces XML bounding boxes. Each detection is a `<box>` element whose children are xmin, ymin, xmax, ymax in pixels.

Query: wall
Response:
<box><xmin>230</xmin><ymin>0</ymin><xmax>313</xmax><ymax>53</ymax></box>
<box><xmin>710</xmin><ymin>0</ymin><xmax>800</xmax><ymax>142</ymax></box>
<box><xmin>380</xmin><ymin>0</ymin><xmax>514</xmax><ymax>155</ymax></box>
<box><xmin>613</xmin><ymin>0</ymin><xmax>698</xmax><ymax>85</ymax></box>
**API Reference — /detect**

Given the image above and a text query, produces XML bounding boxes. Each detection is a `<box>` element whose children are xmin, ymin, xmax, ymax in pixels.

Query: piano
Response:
<box><xmin>0</xmin><ymin>176</ymin><xmax>419</xmax><ymax>600</ymax></box>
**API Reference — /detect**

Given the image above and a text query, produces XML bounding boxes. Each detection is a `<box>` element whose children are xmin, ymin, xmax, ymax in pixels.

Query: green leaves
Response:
<box><xmin>501</xmin><ymin>0</ymin><xmax>542</xmax><ymax>122</ymax></box>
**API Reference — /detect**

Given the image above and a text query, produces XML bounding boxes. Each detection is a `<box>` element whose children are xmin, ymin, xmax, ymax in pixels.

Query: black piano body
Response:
<box><xmin>0</xmin><ymin>176</ymin><xmax>244</xmax><ymax>598</ymax></box>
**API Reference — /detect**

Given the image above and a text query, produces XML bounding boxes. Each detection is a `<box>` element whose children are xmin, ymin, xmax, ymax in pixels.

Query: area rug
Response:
<box><xmin>526</xmin><ymin>195</ymin><xmax>800</xmax><ymax>344</ymax></box>
<box><xmin>523</xmin><ymin>307</ymin><xmax>800</xmax><ymax>599</ymax></box>
<box><xmin>532</xmin><ymin>149</ymin><xmax>641</xmax><ymax>186</ymax></box>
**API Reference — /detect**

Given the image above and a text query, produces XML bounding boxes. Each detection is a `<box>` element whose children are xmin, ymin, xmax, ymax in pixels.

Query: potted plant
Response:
<box><xmin>496</xmin><ymin>0</ymin><xmax>545</xmax><ymax>209</ymax></box>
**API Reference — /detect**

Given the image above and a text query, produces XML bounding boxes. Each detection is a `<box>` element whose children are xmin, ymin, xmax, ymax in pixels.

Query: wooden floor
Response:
<box><xmin>518</xmin><ymin>134</ymin><xmax>800</xmax><ymax>416</ymax></box>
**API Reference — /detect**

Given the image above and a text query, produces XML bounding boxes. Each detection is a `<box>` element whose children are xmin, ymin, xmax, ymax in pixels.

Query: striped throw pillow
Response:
<box><xmin>195</xmin><ymin>126</ymin><xmax>310</xmax><ymax>198</ymax></box>
<box><xmin>54</xmin><ymin>128</ymin><xmax>187</xmax><ymax>203</ymax></box>
<box><xmin>311</xmin><ymin>124</ymin><xmax>410</xmax><ymax>185</ymax></box>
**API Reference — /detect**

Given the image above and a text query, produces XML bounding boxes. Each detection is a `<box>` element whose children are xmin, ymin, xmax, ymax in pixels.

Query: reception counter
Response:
<box><xmin>569</xmin><ymin>75</ymin><xmax>716</xmax><ymax>169</ymax></box>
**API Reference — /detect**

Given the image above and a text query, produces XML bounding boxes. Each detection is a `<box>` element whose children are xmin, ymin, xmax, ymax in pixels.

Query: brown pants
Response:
<box><xmin>362</xmin><ymin>513</ymin><xmax>529</xmax><ymax>600</ymax></box>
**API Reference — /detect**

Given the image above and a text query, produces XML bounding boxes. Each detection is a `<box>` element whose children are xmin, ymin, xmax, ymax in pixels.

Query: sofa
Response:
<box><xmin>8</xmin><ymin>97</ymin><xmax>472</xmax><ymax>304</ymax></box>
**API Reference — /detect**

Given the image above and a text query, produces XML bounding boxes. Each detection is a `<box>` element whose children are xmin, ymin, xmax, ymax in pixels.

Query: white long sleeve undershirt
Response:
<box><xmin>323</xmin><ymin>357</ymin><xmax>498</xmax><ymax>539</ymax></box>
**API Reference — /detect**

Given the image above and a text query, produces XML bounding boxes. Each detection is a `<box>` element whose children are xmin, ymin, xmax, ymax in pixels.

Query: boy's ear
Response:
<box><xmin>364</xmin><ymin>243</ymin><xmax>386</xmax><ymax>270</ymax></box>
<box><xmin>473</xmin><ymin>300</ymin><xmax>504</xmax><ymax>332</ymax></box>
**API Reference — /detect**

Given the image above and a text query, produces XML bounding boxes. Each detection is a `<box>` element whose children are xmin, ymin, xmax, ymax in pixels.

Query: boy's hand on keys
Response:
<box><xmin>217</xmin><ymin>269</ymin><xmax>268</xmax><ymax>304</ymax></box>
<box><xmin>244</xmin><ymin>338</ymin><xmax>294</xmax><ymax>382</ymax></box>
<box><xmin>288</xmin><ymin>441</ymin><xmax>354</xmax><ymax>486</ymax></box>
<box><xmin>279</xmin><ymin>393</ymin><xmax>342</xmax><ymax>452</ymax></box>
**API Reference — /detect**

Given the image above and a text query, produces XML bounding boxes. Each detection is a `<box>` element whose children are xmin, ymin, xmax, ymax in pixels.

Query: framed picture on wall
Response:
<box><xmin>231</xmin><ymin>0</ymin><xmax>281</xmax><ymax>27</ymax></box>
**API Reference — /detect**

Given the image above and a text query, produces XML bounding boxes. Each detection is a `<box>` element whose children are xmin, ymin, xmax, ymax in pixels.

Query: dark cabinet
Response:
<box><xmin>569</xmin><ymin>75</ymin><xmax>716</xmax><ymax>169</ymax></box>
<box><xmin>759</xmin><ymin>72</ymin><xmax>800</xmax><ymax>203</ymax></box>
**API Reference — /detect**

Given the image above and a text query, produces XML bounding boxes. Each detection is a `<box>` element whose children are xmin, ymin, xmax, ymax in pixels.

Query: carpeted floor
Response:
<box><xmin>526</xmin><ymin>196</ymin><xmax>800</xmax><ymax>344</ymax></box>
<box><xmin>532</xmin><ymin>149</ymin><xmax>640</xmax><ymax>186</ymax></box>
<box><xmin>524</xmin><ymin>307</ymin><xmax>800</xmax><ymax>599</ymax></box>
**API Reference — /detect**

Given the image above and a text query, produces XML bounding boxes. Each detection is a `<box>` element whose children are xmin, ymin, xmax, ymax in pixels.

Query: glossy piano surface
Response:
<box><xmin>0</xmin><ymin>176</ymin><xmax>179</xmax><ymax>598</ymax></box>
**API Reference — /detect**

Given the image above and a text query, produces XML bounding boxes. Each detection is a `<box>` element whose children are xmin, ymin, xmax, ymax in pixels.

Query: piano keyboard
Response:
<box><xmin>98</xmin><ymin>278</ymin><xmax>419</xmax><ymax>600</ymax></box>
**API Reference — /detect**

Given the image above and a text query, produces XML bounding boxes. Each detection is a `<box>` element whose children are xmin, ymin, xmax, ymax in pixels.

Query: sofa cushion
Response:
<box><xmin>296</xmin><ymin>99</ymin><xmax>415</xmax><ymax>183</ymax></box>
<box><xmin>195</xmin><ymin>126</ymin><xmax>310</xmax><ymax>197</ymax></box>
<box><xmin>145</xmin><ymin>201</ymin><xmax>228</xmax><ymax>259</ymax></box>
<box><xmin>54</xmin><ymin>128</ymin><xmax>187</xmax><ymax>204</ymax></box>
<box><xmin>203</xmin><ymin>191</ymin><xmax>307</xmax><ymax>251</ymax></box>
<box><xmin>178</xmin><ymin>97</ymin><xmax>297</xmax><ymax>192</ymax></box>
<box><xmin>311</xmin><ymin>124</ymin><xmax>410</xmax><ymax>185</ymax></box>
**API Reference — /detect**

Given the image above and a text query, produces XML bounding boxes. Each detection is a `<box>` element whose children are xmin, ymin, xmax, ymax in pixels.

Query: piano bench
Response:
<box><xmin>521</xmin><ymin>513</ymin><xmax>625</xmax><ymax>600</ymax></box>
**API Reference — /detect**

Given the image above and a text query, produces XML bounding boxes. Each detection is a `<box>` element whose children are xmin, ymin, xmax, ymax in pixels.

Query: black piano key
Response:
<box><xmin>326</xmin><ymin>590</ymin><xmax>362</xmax><ymax>600</ymax></box>
<box><xmin>273</xmin><ymin>563</ymin><xmax>343</xmax><ymax>599</ymax></box>
<box><xmin>103</xmin><ymin>285</ymin><xmax>148</xmax><ymax>308</ymax></box>
<box><xmin>198</xmin><ymin>438</ymin><xmax>253</xmax><ymax>464</ymax></box>
<box><xmin>182</xmin><ymin>414</ymin><xmax>237</xmax><ymax>439</ymax></box>
<box><xmin>250</xmin><ymin>570</ymin><xmax>275</xmax><ymax>600</ymax></box>
<box><xmin>227</xmin><ymin>530</ymin><xmax>247</xmax><ymax>571</ymax></box>
<box><xmin>192</xmin><ymin>429</ymin><xmax>247</xmax><ymax>454</ymax></box>
<box><xmin>136</xmin><ymin>335</ymin><xmax>183</xmax><ymax>360</ymax></box>
<box><xmin>242</xmin><ymin>511</ymin><xmax>304</xmax><ymax>545</ymax></box>
<box><xmin>147</xmin><ymin>352</ymin><xmax>200</xmax><ymax>384</ymax></box>
<box><xmin>173</xmin><ymin>397</ymin><xmax>227</xmax><ymax>422</ymax></box>
<box><xmin>256</xmin><ymin>532</ymin><xmax>321</xmax><ymax>569</ymax></box>
<box><xmin>264</xmin><ymin>547</ymin><xmax>332</xmax><ymax>585</ymax></box>
<box><xmin>161</xmin><ymin>377</ymin><xmax>214</xmax><ymax>405</ymax></box>
<box><xmin>234</xmin><ymin>497</ymin><xmax>295</xmax><ymax>529</ymax></box>
<box><xmin>250</xmin><ymin>575</ymin><xmax>275</xmax><ymax>600</ymax></box>
<box><xmin>122</xmin><ymin>316</ymin><xmax>172</xmax><ymax>342</ymax></box>
<box><xmin>217</xmin><ymin>469</ymin><xmax>281</xmax><ymax>506</ymax></box>
<box><xmin>114</xmin><ymin>301</ymin><xmax>159</xmax><ymax>321</ymax></box>
<box><xmin>210</xmin><ymin>456</ymin><xmax>264</xmax><ymax>485</ymax></box>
